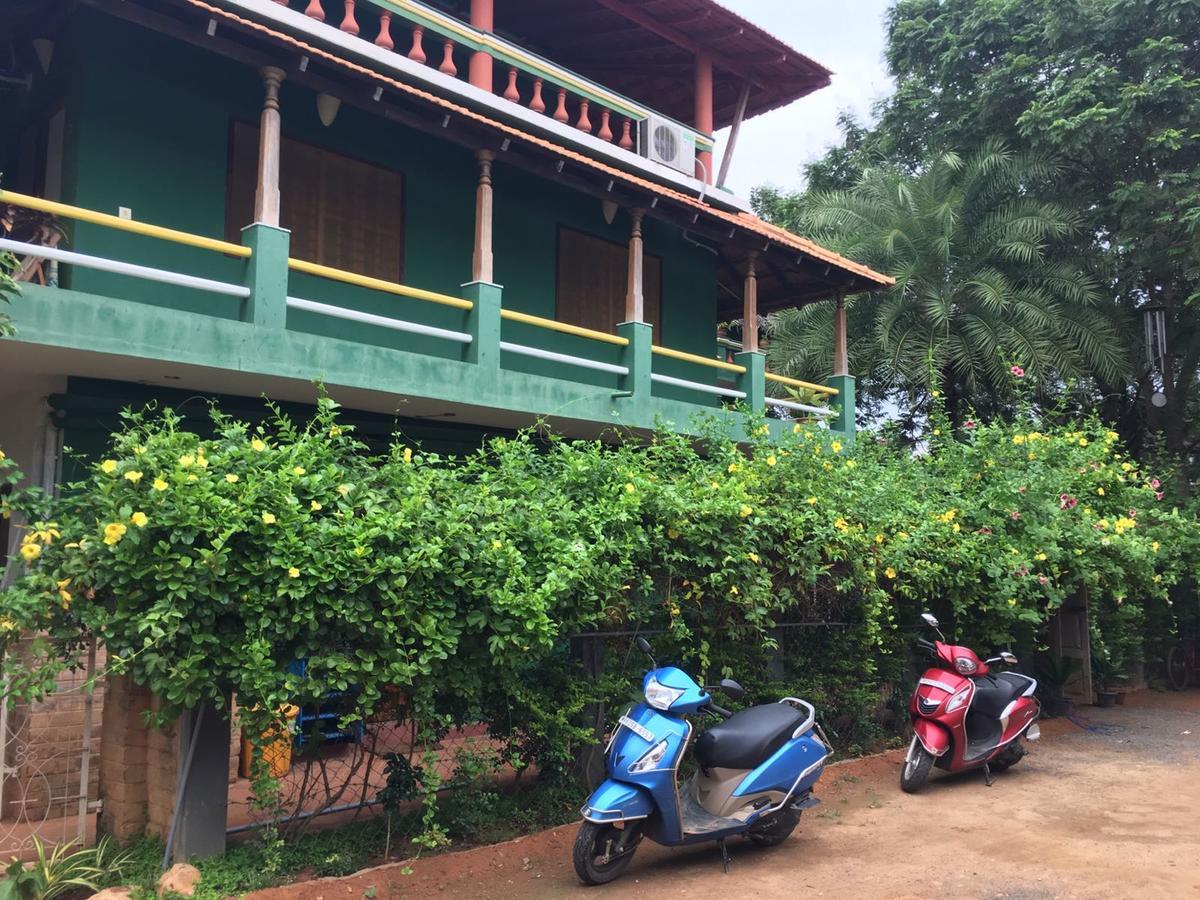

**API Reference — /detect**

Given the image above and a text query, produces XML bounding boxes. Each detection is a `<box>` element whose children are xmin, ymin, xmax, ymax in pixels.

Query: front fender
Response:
<box><xmin>581</xmin><ymin>779</ymin><xmax>655</xmax><ymax>824</ymax></box>
<box><xmin>913</xmin><ymin>719</ymin><xmax>951</xmax><ymax>757</ymax></box>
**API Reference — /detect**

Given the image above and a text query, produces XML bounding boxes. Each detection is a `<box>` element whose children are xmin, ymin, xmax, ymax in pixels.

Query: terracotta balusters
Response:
<box><xmin>439</xmin><ymin>40</ymin><xmax>457</xmax><ymax>76</ymax></box>
<box><xmin>304</xmin><ymin>0</ymin><xmax>324</xmax><ymax>21</ymax></box>
<box><xmin>529</xmin><ymin>78</ymin><xmax>546</xmax><ymax>113</ymax></box>
<box><xmin>576</xmin><ymin>99</ymin><xmax>592</xmax><ymax>133</ymax></box>
<box><xmin>598</xmin><ymin>109</ymin><xmax>613</xmax><ymax>142</ymax></box>
<box><xmin>553</xmin><ymin>88</ymin><xmax>569</xmax><ymax>123</ymax></box>
<box><xmin>619</xmin><ymin>117</ymin><xmax>635</xmax><ymax>150</ymax></box>
<box><xmin>339</xmin><ymin>0</ymin><xmax>359</xmax><ymax>35</ymax></box>
<box><xmin>503</xmin><ymin>67</ymin><xmax>521</xmax><ymax>102</ymax></box>
<box><xmin>375</xmin><ymin>10</ymin><xmax>394</xmax><ymax>50</ymax></box>
<box><xmin>409</xmin><ymin>25</ymin><xmax>427</xmax><ymax>63</ymax></box>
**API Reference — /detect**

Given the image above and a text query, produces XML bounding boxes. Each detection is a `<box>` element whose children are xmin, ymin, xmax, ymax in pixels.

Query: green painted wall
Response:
<box><xmin>55</xmin><ymin>10</ymin><xmax>720</xmax><ymax>391</ymax></box>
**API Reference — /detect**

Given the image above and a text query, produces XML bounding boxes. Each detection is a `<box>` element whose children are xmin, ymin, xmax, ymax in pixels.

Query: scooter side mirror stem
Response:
<box><xmin>634</xmin><ymin>636</ymin><xmax>656</xmax><ymax>666</ymax></box>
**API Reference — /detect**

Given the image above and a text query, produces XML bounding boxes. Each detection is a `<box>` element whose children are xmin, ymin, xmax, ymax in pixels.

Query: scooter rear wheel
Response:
<box><xmin>746</xmin><ymin>806</ymin><xmax>801</xmax><ymax>847</ymax></box>
<box><xmin>573</xmin><ymin>820</ymin><xmax>642</xmax><ymax>885</ymax></box>
<box><xmin>900</xmin><ymin>735</ymin><xmax>935</xmax><ymax>793</ymax></box>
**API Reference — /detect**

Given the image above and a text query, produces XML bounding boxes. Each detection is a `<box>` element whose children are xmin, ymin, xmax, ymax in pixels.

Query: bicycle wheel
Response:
<box><xmin>1166</xmin><ymin>643</ymin><xmax>1189</xmax><ymax>691</ymax></box>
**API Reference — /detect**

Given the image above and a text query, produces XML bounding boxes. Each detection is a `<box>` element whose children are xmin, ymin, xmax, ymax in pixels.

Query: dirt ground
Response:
<box><xmin>251</xmin><ymin>689</ymin><xmax>1200</xmax><ymax>900</ymax></box>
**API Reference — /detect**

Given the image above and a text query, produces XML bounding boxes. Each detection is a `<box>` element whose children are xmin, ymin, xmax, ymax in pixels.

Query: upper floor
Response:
<box><xmin>0</xmin><ymin>0</ymin><xmax>890</xmax><ymax>444</ymax></box>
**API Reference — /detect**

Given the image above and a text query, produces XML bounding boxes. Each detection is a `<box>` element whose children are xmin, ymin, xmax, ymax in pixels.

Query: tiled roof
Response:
<box><xmin>187</xmin><ymin>0</ymin><xmax>894</xmax><ymax>291</ymax></box>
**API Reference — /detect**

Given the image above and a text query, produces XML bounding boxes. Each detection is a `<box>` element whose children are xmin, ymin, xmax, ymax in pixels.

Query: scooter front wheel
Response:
<box><xmin>900</xmin><ymin>735</ymin><xmax>935</xmax><ymax>793</ymax></box>
<box><xmin>573</xmin><ymin>820</ymin><xmax>642</xmax><ymax>885</ymax></box>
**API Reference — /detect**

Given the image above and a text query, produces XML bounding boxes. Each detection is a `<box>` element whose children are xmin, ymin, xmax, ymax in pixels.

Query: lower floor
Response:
<box><xmin>250</xmin><ymin>688</ymin><xmax>1200</xmax><ymax>900</ymax></box>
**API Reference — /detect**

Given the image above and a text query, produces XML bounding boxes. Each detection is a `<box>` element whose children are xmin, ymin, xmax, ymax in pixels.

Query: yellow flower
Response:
<box><xmin>729</xmin><ymin>585</ymin><xmax>739</xmax><ymax>595</ymax></box>
<box><xmin>875</xmin><ymin>533</ymin><xmax>884</xmax><ymax>544</ymax></box>
<box><xmin>225</xmin><ymin>473</ymin><xmax>239</xmax><ymax>484</ymax></box>
<box><xmin>952</xmin><ymin>522</ymin><xmax>961</xmax><ymax>533</ymax></box>
<box><xmin>739</xmin><ymin>505</ymin><xmax>753</xmax><ymax>518</ymax></box>
<box><xmin>1153</xmin><ymin>575</ymin><xmax>1162</xmax><ymax>584</ymax></box>
<box><xmin>1106</xmin><ymin>431</ymin><xmax>1119</xmax><ymax>443</ymax></box>
<box><xmin>667</xmin><ymin>528</ymin><xmax>679</xmax><ymax>540</ymax></box>
<box><xmin>823</xmin><ymin>462</ymin><xmax>833</xmax><ymax>471</ymax></box>
<box><xmin>766</xmin><ymin>455</ymin><xmax>777</xmax><ymax>467</ymax></box>
<box><xmin>293</xmin><ymin>466</ymin><xmax>306</xmax><ymax>476</ymax></box>
<box><xmin>337</xmin><ymin>484</ymin><xmax>350</xmax><ymax>496</ymax></box>
<box><xmin>897</xmin><ymin>531</ymin><xmax>910</xmax><ymax>540</ymax></box>
<box><xmin>261</xmin><ymin>512</ymin><xmax>277</xmax><ymax>525</ymax></box>
<box><xmin>251</xmin><ymin>438</ymin><xmax>267</xmax><ymax>452</ymax></box>
<box><xmin>932</xmin><ymin>429</ymin><xmax>941</xmax><ymax>436</ymax></box>
<box><xmin>1078</xmin><ymin>438</ymin><xmax>1089</xmax><ymax>447</ymax></box>
<box><xmin>747</xmin><ymin>552</ymin><xmax>760</xmax><ymax>564</ymax></box>
<box><xmin>1151</xmin><ymin>541</ymin><xmax>1160</xmax><ymax>554</ymax></box>
<box><xmin>710</xmin><ymin>481</ymin><xmax>720</xmax><ymax>491</ymax></box>
<box><xmin>1121</xmin><ymin>462</ymin><xmax>1133</xmax><ymax>472</ymax></box>
<box><xmin>932</xmin><ymin>390</ymin><xmax>941</xmax><ymax>398</ymax></box>
<box><xmin>806</xmin><ymin>497</ymin><xmax>818</xmax><ymax>506</ymax></box>
<box><xmin>728</xmin><ymin>463</ymin><xmax>740</xmax><ymax>473</ymax></box>
<box><xmin>0</xmin><ymin>617</ymin><xmax>16</xmax><ymax>633</ymax></box>
<box><xmin>288</xmin><ymin>566</ymin><xmax>300</xmax><ymax>578</ymax></box>
<box><xmin>831</xmin><ymin>441</ymin><xmax>843</xmax><ymax>454</ymax></box>
<box><xmin>846</xmin><ymin>459</ymin><xmax>858</xmax><ymax>469</ymax></box>
<box><xmin>1012</xmin><ymin>435</ymin><xmax>1026</xmax><ymax>446</ymax></box>
<box><xmin>330</xmin><ymin>426</ymin><xmax>343</xmax><ymax>437</ymax></box>
<box><xmin>59</xmin><ymin>588</ymin><xmax>72</xmax><ymax>606</ymax></box>
<box><xmin>19</xmin><ymin>543</ymin><xmax>41</xmax><ymax>562</ymax></box>
<box><xmin>1114</xmin><ymin>517</ymin><xmax>1136</xmax><ymax>535</ymax></box>
<box><xmin>130</xmin><ymin>511</ymin><xmax>148</xmax><ymax>528</ymax></box>
<box><xmin>1035</xmin><ymin>552</ymin><xmax>1047</xmax><ymax>561</ymax></box>
<box><xmin>1027</xmin><ymin>451</ymin><xmax>1037</xmax><ymax>461</ymax></box>
<box><xmin>834</xmin><ymin>517</ymin><xmax>849</xmax><ymax>532</ymax></box>
<box><xmin>885</xmin><ymin>567</ymin><xmax>897</xmax><ymax>579</ymax></box>
<box><xmin>187</xmin><ymin>474</ymin><xmax>198</xmax><ymax>483</ymax></box>
<box><xmin>625</xmin><ymin>482</ymin><xmax>636</xmax><ymax>494</ymax></box>
<box><xmin>792</xmin><ymin>423</ymin><xmax>802</xmax><ymax>434</ymax></box>
<box><xmin>123</xmin><ymin>470</ymin><xmax>143</xmax><ymax>484</ymax></box>
<box><xmin>491</xmin><ymin>539</ymin><xmax>502</xmax><ymax>550</ymax></box>
<box><xmin>1008</xmin><ymin>598</ymin><xmax>1017</xmax><ymax>606</ymax></box>
<box><xmin>133</xmin><ymin>445</ymin><xmax>146</xmax><ymax>456</ymax></box>
<box><xmin>103</xmin><ymin>523</ymin><xmax>127</xmax><ymax>546</ymax></box>
<box><xmin>178</xmin><ymin>454</ymin><xmax>195</xmax><ymax>468</ymax></box>
<box><xmin>150</xmin><ymin>477</ymin><xmax>168</xmax><ymax>492</ymax></box>
<box><xmin>403</xmin><ymin>447</ymin><xmax>413</xmax><ymax>464</ymax></box>
<box><xmin>311</xmin><ymin>501</ymin><xmax>323</xmax><ymax>511</ymax></box>
<box><xmin>757</xmin><ymin>425</ymin><xmax>770</xmax><ymax>436</ymax></box>
<box><xmin>1096</xmin><ymin>487</ymin><xmax>1105</xmax><ymax>496</ymax></box>
<box><xmin>100</xmin><ymin>459</ymin><xmax>118</xmax><ymax>474</ymax></box>
<box><xmin>195</xmin><ymin>455</ymin><xmax>209</xmax><ymax>469</ymax></box>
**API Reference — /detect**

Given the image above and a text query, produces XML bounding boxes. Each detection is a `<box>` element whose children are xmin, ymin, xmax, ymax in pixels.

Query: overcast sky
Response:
<box><xmin>714</xmin><ymin>0</ymin><xmax>896</xmax><ymax>198</ymax></box>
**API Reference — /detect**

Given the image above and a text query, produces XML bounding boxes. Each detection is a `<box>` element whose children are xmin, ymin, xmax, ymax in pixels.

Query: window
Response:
<box><xmin>227</xmin><ymin>121</ymin><xmax>405</xmax><ymax>281</ymax></box>
<box><xmin>555</xmin><ymin>227</ymin><xmax>662</xmax><ymax>335</ymax></box>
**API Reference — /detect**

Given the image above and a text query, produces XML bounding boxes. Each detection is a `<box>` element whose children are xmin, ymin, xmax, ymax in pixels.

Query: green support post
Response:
<box><xmin>734</xmin><ymin>351</ymin><xmax>765</xmax><ymax>414</ymax></box>
<box><xmin>615</xmin><ymin>321</ymin><xmax>653</xmax><ymax>420</ymax></box>
<box><xmin>826</xmin><ymin>374</ymin><xmax>856</xmax><ymax>446</ymax></box>
<box><xmin>461</xmin><ymin>281</ymin><xmax>502</xmax><ymax>371</ymax></box>
<box><xmin>240</xmin><ymin>223</ymin><xmax>290</xmax><ymax>329</ymax></box>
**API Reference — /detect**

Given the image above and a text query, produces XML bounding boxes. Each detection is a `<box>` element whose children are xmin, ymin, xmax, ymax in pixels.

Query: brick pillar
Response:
<box><xmin>98</xmin><ymin>675</ymin><xmax>156</xmax><ymax>842</ymax></box>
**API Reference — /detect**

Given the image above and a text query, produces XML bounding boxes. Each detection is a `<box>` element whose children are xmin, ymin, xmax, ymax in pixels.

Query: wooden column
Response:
<box><xmin>742</xmin><ymin>252</ymin><xmax>759</xmax><ymax>352</ymax></box>
<box><xmin>624</xmin><ymin>208</ymin><xmax>646</xmax><ymax>324</ymax></box>
<box><xmin>472</xmin><ymin>150</ymin><xmax>495</xmax><ymax>283</ymax></box>
<box><xmin>253</xmin><ymin>67</ymin><xmax>286</xmax><ymax>227</ymax></box>
<box><xmin>833</xmin><ymin>293</ymin><xmax>849</xmax><ymax>376</ymax></box>
<box><xmin>468</xmin><ymin>0</ymin><xmax>494</xmax><ymax>91</ymax></box>
<box><xmin>694</xmin><ymin>53</ymin><xmax>714</xmax><ymax>183</ymax></box>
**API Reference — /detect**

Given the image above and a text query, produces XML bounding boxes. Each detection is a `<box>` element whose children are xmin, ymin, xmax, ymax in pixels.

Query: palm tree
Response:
<box><xmin>763</xmin><ymin>142</ymin><xmax>1124</xmax><ymax>423</ymax></box>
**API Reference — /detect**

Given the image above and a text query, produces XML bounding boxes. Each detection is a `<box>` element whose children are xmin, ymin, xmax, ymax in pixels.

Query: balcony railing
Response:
<box><xmin>0</xmin><ymin>190</ymin><xmax>848</xmax><ymax>438</ymax></box>
<box><xmin>272</xmin><ymin>0</ymin><xmax>713</xmax><ymax>165</ymax></box>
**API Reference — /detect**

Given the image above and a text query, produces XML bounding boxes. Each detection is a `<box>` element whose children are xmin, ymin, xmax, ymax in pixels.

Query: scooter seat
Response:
<box><xmin>694</xmin><ymin>703</ymin><xmax>804</xmax><ymax>771</ymax></box>
<box><xmin>969</xmin><ymin>672</ymin><xmax>1036</xmax><ymax>719</ymax></box>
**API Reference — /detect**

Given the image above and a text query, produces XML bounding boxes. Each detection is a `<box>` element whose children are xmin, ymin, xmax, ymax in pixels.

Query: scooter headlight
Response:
<box><xmin>629</xmin><ymin>739</ymin><xmax>670</xmax><ymax>774</ymax></box>
<box><xmin>954</xmin><ymin>656</ymin><xmax>978</xmax><ymax>675</ymax></box>
<box><xmin>644</xmin><ymin>676</ymin><xmax>685</xmax><ymax>711</ymax></box>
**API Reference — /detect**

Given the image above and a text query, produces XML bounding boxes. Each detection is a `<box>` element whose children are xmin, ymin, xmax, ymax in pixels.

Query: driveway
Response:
<box><xmin>252</xmin><ymin>690</ymin><xmax>1200</xmax><ymax>900</ymax></box>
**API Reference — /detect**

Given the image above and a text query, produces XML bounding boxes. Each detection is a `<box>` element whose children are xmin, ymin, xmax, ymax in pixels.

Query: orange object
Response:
<box><xmin>240</xmin><ymin>705</ymin><xmax>300</xmax><ymax>779</ymax></box>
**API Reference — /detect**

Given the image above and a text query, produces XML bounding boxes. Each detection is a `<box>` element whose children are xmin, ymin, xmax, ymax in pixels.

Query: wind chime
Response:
<box><xmin>1142</xmin><ymin>302</ymin><xmax>1168</xmax><ymax>408</ymax></box>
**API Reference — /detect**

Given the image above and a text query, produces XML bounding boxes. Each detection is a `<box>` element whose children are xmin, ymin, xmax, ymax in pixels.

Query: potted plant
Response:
<box><xmin>1091</xmin><ymin>655</ymin><xmax>1121</xmax><ymax>708</ymax></box>
<box><xmin>1035</xmin><ymin>655</ymin><xmax>1078</xmax><ymax>717</ymax></box>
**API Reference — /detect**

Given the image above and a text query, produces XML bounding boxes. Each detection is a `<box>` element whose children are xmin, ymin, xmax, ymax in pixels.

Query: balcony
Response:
<box><xmin>0</xmin><ymin>191</ymin><xmax>851</xmax><ymax>442</ymax></box>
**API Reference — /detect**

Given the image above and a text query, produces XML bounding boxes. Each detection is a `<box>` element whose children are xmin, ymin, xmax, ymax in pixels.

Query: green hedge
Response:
<box><xmin>1</xmin><ymin>395</ymin><xmax>1195</xmax><ymax>844</ymax></box>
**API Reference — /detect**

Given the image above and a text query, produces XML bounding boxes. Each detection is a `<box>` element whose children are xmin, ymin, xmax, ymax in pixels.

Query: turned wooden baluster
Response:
<box><xmin>553</xmin><ymin>88</ymin><xmax>569</xmax><ymax>123</ymax></box>
<box><xmin>409</xmin><ymin>25</ymin><xmax>427</xmax><ymax>64</ymax></box>
<box><xmin>375</xmin><ymin>10</ymin><xmax>394</xmax><ymax>50</ymax></box>
<box><xmin>618</xmin><ymin>117</ymin><xmax>635</xmax><ymax>150</ymax></box>
<box><xmin>439</xmin><ymin>40</ymin><xmax>457</xmax><ymax>76</ymax></box>
<box><xmin>576</xmin><ymin>99</ymin><xmax>593</xmax><ymax>133</ymax></box>
<box><xmin>503</xmin><ymin>67</ymin><xmax>521</xmax><ymax>102</ymax></box>
<box><xmin>304</xmin><ymin>0</ymin><xmax>325</xmax><ymax>20</ymax></box>
<box><xmin>339</xmin><ymin>0</ymin><xmax>359</xmax><ymax>35</ymax></box>
<box><xmin>529</xmin><ymin>78</ymin><xmax>546</xmax><ymax>113</ymax></box>
<box><xmin>598</xmin><ymin>108</ymin><xmax>614</xmax><ymax>142</ymax></box>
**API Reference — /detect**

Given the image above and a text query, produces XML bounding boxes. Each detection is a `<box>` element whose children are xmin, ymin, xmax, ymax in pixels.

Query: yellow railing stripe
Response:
<box><xmin>766</xmin><ymin>372</ymin><xmax>839</xmax><ymax>397</ymax></box>
<box><xmin>0</xmin><ymin>190</ymin><xmax>252</xmax><ymax>258</ymax></box>
<box><xmin>652</xmin><ymin>345</ymin><xmax>746</xmax><ymax>374</ymax></box>
<box><xmin>499</xmin><ymin>309</ymin><xmax>629</xmax><ymax>346</ymax></box>
<box><xmin>287</xmin><ymin>258</ymin><xmax>473</xmax><ymax>310</ymax></box>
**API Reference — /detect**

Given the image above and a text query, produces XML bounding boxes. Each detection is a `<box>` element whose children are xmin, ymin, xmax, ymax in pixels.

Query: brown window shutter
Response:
<box><xmin>555</xmin><ymin>227</ymin><xmax>661</xmax><ymax>334</ymax></box>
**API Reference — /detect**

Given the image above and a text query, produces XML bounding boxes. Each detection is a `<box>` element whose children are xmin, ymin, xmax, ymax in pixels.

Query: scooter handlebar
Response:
<box><xmin>707</xmin><ymin>702</ymin><xmax>734</xmax><ymax>719</ymax></box>
<box><xmin>916</xmin><ymin>638</ymin><xmax>936</xmax><ymax>654</ymax></box>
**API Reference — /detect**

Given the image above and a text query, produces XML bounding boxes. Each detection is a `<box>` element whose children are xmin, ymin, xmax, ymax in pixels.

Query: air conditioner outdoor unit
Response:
<box><xmin>638</xmin><ymin>115</ymin><xmax>696</xmax><ymax>176</ymax></box>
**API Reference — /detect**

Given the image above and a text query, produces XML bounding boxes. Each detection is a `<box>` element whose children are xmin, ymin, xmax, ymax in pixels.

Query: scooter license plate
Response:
<box><xmin>618</xmin><ymin>715</ymin><xmax>654</xmax><ymax>742</ymax></box>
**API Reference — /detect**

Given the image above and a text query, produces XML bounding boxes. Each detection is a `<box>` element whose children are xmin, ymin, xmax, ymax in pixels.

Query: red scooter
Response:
<box><xmin>901</xmin><ymin>613</ymin><xmax>1041</xmax><ymax>792</ymax></box>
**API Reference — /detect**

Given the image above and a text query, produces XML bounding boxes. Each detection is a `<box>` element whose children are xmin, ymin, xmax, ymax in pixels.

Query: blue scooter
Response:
<box><xmin>574</xmin><ymin>637</ymin><xmax>830</xmax><ymax>884</ymax></box>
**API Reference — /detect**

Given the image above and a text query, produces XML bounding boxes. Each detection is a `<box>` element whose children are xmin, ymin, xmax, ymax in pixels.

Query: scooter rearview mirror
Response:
<box><xmin>1000</xmin><ymin>651</ymin><xmax>1018</xmax><ymax>664</ymax></box>
<box><xmin>719</xmin><ymin>678</ymin><xmax>745</xmax><ymax>701</ymax></box>
<box><xmin>921</xmin><ymin>612</ymin><xmax>940</xmax><ymax>628</ymax></box>
<box><xmin>635</xmin><ymin>636</ymin><xmax>652</xmax><ymax>655</ymax></box>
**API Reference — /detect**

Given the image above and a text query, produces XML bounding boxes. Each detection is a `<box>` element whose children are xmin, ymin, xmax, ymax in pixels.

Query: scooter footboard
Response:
<box><xmin>581</xmin><ymin>779</ymin><xmax>655</xmax><ymax>824</ymax></box>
